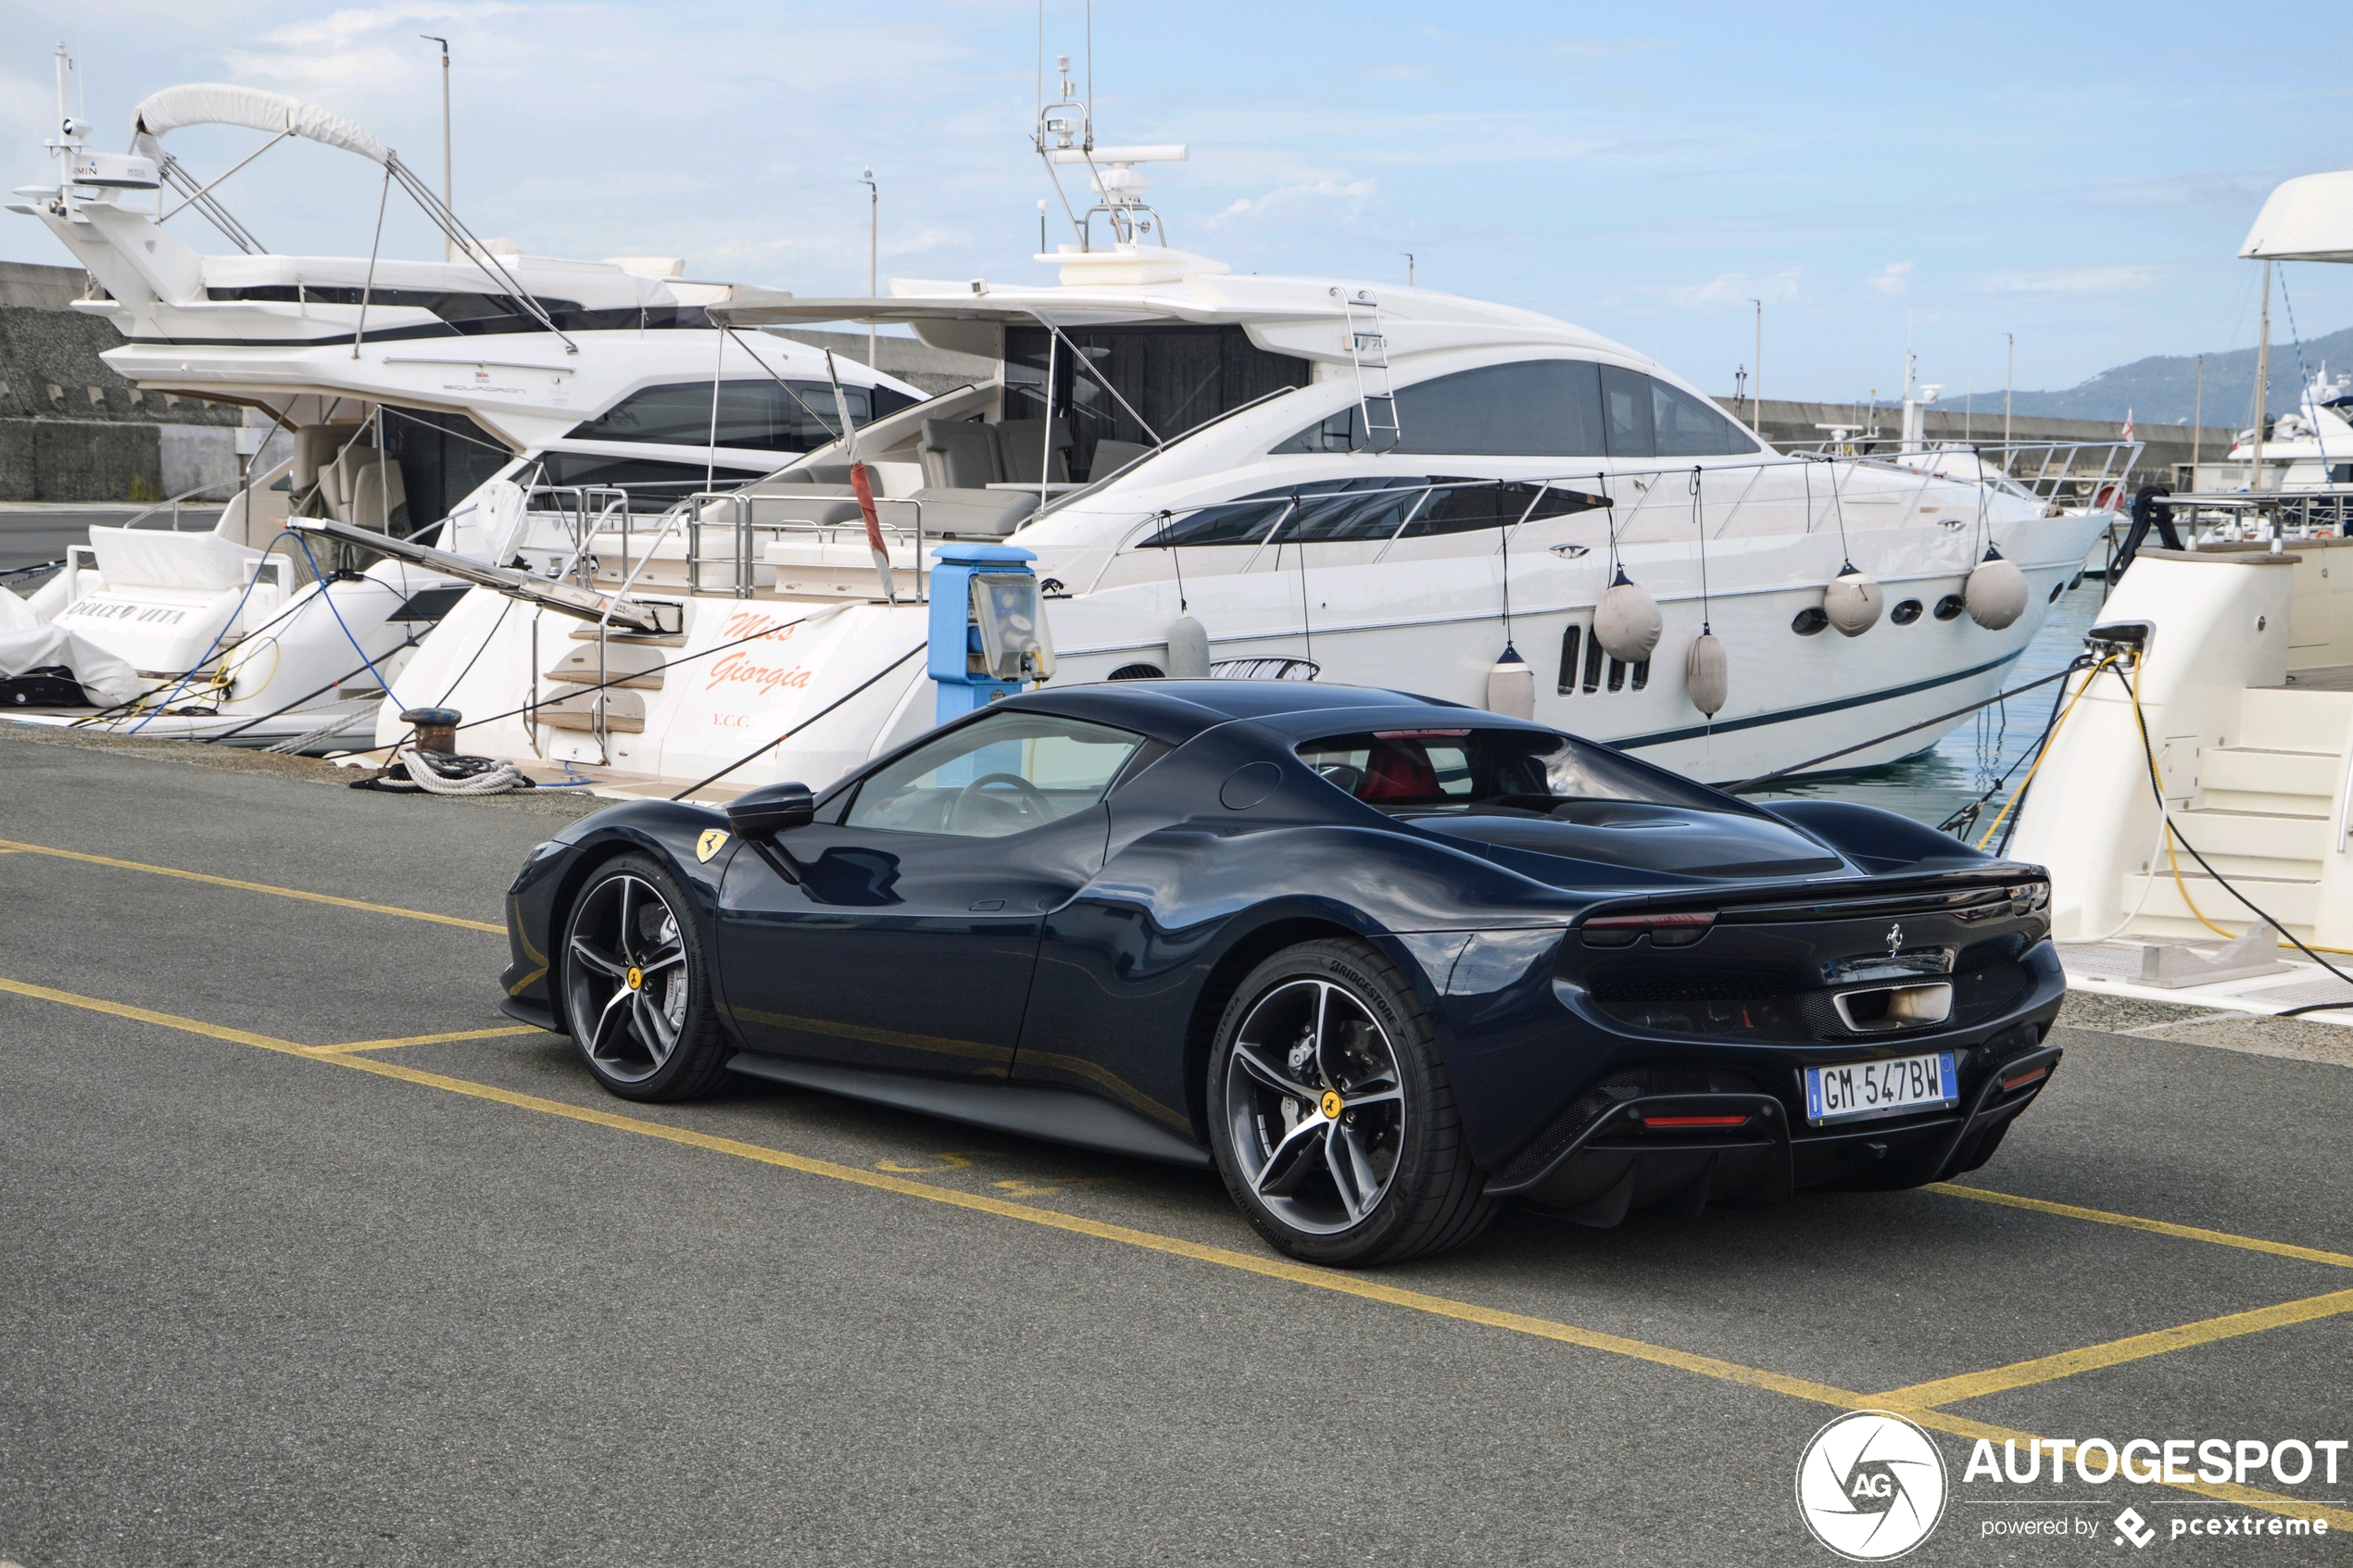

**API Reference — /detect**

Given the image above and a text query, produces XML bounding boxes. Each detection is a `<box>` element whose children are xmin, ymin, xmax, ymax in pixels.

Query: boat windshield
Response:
<box><xmin>1004</xmin><ymin>323</ymin><xmax>1309</xmax><ymax>483</ymax></box>
<box><xmin>1296</xmin><ymin>728</ymin><xmax>1728</xmax><ymax>814</ymax></box>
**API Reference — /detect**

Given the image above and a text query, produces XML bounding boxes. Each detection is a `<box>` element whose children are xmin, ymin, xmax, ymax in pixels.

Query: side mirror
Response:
<box><xmin>726</xmin><ymin>781</ymin><xmax>817</xmax><ymax>839</ymax></box>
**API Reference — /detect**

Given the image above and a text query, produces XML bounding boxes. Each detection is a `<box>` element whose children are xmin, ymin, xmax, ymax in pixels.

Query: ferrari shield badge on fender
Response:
<box><xmin>697</xmin><ymin>829</ymin><xmax>730</xmax><ymax>863</ymax></box>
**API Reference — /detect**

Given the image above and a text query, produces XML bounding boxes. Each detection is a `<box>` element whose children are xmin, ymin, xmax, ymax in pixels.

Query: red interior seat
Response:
<box><xmin>1359</xmin><ymin>740</ymin><xmax>1440</xmax><ymax>800</ymax></box>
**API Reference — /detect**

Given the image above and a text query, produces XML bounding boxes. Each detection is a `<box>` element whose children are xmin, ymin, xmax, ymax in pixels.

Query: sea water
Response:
<box><xmin>1736</xmin><ymin>582</ymin><xmax>2108</xmax><ymax>838</ymax></box>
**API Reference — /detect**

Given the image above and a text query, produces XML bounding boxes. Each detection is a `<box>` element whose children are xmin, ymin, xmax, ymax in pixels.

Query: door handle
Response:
<box><xmin>968</xmin><ymin>899</ymin><xmax>1005</xmax><ymax>911</ymax></box>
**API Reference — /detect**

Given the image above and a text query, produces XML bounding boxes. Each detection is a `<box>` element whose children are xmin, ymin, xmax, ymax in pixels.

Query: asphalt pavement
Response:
<box><xmin>0</xmin><ymin>508</ymin><xmax>223</xmax><ymax>575</ymax></box>
<box><xmin>2</xmin><ymin>724</ymin><xmax>2347</xmax><ymax>1566</ymax></box>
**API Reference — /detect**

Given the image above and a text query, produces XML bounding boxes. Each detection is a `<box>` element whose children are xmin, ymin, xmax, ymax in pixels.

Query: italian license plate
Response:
<box><xmin>1805</xmin><ymin>1051</ymin><xmax>1957</xmax><ymax>1123</ymax></box>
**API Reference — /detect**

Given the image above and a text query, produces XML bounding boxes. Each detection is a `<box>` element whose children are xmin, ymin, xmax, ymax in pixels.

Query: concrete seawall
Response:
<box><xmin>0</xmin><ymin>261</ymin><xmax>243</xmax><ymax>503</ymax></box>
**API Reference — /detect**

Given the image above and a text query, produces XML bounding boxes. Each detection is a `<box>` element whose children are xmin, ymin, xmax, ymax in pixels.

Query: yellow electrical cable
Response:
<box><xmin>1974</xmin><ymin>653</ymin><xmax>2115</xmax><ymax>850</ymax></box>
<box><xmin>2114</xmin><ymin>651</ymin><xmax>2259</xmax><ymax>941</ymax></box>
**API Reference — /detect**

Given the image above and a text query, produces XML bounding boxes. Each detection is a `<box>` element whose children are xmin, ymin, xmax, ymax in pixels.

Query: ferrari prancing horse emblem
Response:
<box><xmin>697</xmin><ymin>829</ymin><xmax>730</xmax><ymax>863</ymax></box>
<box><xmin>1886</xmin><ymin>922</ymin><xmax>1904</xmax><ymax>958</ymax></box>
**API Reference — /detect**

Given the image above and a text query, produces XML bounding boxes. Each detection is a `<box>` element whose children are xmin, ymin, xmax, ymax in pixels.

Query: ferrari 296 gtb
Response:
<box><xmin>497</xmin><ymin>681</ymin><xmax>2063</xmax><ymax>1265</ymax></box>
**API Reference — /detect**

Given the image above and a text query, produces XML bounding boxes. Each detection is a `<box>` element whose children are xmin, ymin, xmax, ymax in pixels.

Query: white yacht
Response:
<box><xmin>362</xmin><ymin>92</ymin><xmax>2117</xmax><ymax>797</ymax></box>
<box><xmin>2010</xmin><ymin>169</ymin><xmax>2353</xmax><ymax>1016</ymax></box>
<box><xmin>1</xmin><ymin>69</ymin><xmax>920</xmax><ymax>746</ymax></box>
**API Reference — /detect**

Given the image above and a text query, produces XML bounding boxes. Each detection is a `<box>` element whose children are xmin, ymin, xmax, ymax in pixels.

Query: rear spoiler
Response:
<box><xmin>285</xmin><ymin>516</ymin><xmax>681</xmax><ymax>635</ymax></box>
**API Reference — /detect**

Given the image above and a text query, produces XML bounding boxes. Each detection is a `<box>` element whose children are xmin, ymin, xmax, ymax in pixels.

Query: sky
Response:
<box><xmin>4</xmin><ymin>0</ymin><xmax>2351</xmax><ymax>407</ymax></box>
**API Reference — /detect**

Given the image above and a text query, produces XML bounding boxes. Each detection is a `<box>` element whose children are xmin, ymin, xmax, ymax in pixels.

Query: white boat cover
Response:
<box><xmin>2241</xmin><ymin>171</ymin><xmax>2353</xmax><ymax>262</ymax></box>
<box><xmin>129</xmin><ymin>83</ymin><xmax>390</xmax><ymax>166</ymax></box>
<box><xmin>0</xmin><ymin>583</ymin><xmax>142</xmax><ymax>704</ymax></box>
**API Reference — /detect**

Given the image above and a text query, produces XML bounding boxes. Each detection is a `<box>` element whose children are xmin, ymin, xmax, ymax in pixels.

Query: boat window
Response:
<box><xmin>1005</xmin><ymin>323</ymin><xmax>1311</xmax><ymax>481</ymax></box>
<box><xmin>844</xmin><ymin>712</ymin><xmax>1145</xmax><ymax>838</ymax></box>
<box><xmin>1599</xmin><ymin>364</ymin><xmax>1655</xmax><ymax>458</ymax></box>
<box><xmin>1137</xmin><ymin>478</ymin><xmax>1429</xmax><ymax>547</ymax></box>
<box><xmin>1297</xmin><ymin>728</ymin><xmax>1725</xmax><ymax>812</ymax></box>
<box><xmin>1651</xmin><ymin>377</ymin><xmax>1755</xmax><ymax>456</ymax></box>
<box><xmin>1275</xmin><ymin>359</ymin><xmax>1608</xmax><ymax>457</ymax></box>
<box><xmin>374</xmin><ymin>406</ymin><xmax>512</xmax><ymax>528</ymax></box>
<box><xmin>566</xmin><ymin>381</ymin><xmax>916</xmax><ymax>451</ymax></box>
<box><xmin>1138</xmin><ymin>475</ymin><xmax>1607</xmax><ymax>548</ymax></box>
<box><xmin>1401</xmin><ymin>479</ymin><xmax>1605</xmax><ymax>537</ymax></box>
<box><xmin>202</xmin><ymin>284</ymin><xmax>732</xmax><ymax>336</ymax></box>
<box><xmin>523</xmin><ymin>452</ymin><xmax>771</xmax><ymax>511</ymax></box>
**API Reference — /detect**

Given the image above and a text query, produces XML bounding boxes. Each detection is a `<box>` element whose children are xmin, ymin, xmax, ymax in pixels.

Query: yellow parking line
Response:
<box><xmin>1876</xmin><ymin>1287</ymin><xmax>2353</xmax><ymax>1408</ymax></box>
<box><xmin>0</xmin><ymin>976</ymin><xmax>319</xmax><ymax>1054</ymax></box>
<box><xmin>0</xmin><ymin>837</ymin><xmax>504</xmax><ymax>934</ymax></box>
<box><xmin>314</xmin><ymin>1026</ymin><xmax>542</xmax><ymax>1054</ymax></box>
<box><xmin>1931</xmin><ymin>1182</ymin><xmax>2353</xmax><ymax>1271</ymax></box>
<box><xmin>5</xmin><ymin>973</ymin><xmax>2348</xmax><ymax>1533</ymax></box>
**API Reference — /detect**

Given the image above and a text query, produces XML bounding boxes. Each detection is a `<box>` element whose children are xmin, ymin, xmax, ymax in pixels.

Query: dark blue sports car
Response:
<box><xmin>498</xmin><ymin>681</ymin><xmax>2063</xmax><ymax>1265</ymax></box>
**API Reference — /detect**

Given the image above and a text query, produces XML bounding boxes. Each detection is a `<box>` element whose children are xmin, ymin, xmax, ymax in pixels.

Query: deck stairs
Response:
<box><xmin>2118</xmin><ymin>686</ymin><xmax>2351</xmax><ymax>941</ymax></box>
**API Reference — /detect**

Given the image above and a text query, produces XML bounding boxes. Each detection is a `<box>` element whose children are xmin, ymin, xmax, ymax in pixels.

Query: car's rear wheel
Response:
<box><xmin>560</xmin><ymin>855</ymin><xmax>730</xmax><ymax>1101</ymax></box>
<box><xmin>1207</xmin><ymin>938</ymin><xmax>1496</xmax><ymax>1266</ymax></box>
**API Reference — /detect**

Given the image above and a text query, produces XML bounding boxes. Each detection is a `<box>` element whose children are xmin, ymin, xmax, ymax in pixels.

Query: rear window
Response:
<box><xmin>1296</xmin><ymin>728</ymin><xmax>1722</xmax><ymax>812</ymax></box>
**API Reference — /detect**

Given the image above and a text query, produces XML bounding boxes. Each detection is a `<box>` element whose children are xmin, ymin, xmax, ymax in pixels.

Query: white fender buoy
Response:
<box><xmin>1594</xmin><ymin>569</ymin><xmax>1662</xmax><ymax>663</ymax></box>
<box><xmin>1486</xmin><ymin>644</ymin><xmax>1535</xmax><ymax>718</ymax></box>
<box><xmin>1165</xmin><ymin>615</ymin><xmax>1211</xmax><ymax>678</ymax></box>
<box><xmin>1966</xmin><ymin>546</ymin><xmax>2030</xmax><ymax>630</ymax></box>
<box><xmin>1685</xmin><ymin>630</ymin><xmax>1729</xmax><ymax>717</ymax></box>
<box><xmin>1823</xmin><ymin>563</ymin><xmax>1883</xmax><ymax>636</ymax></box>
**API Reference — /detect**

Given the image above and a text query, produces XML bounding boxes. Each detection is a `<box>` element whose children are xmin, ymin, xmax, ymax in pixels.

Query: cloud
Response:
<box><xmin>1649</xmin><ymin>268</ymin><xmax>1800</xmax><ymax>309</ymax></box>
<box><xmin>1202</xmin><ymin>177</ymin><xmax>1380</xmax><ymax>228</ymax></box>
<box><xmin>1979</xmin><ymin>266</ymin><xmax>2163</xmax><ymax>294</ymax></box>
<box><xmin>1868</xmin><ymin>261</ymin><xmax>1912</xmax><ymax>297</ymax></box>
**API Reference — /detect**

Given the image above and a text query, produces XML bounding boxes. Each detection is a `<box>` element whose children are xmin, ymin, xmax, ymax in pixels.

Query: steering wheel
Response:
<box><xmin>948</xmin><ymin>771</ymin><xmax>1051</xmax><ymax>832</ymax></box>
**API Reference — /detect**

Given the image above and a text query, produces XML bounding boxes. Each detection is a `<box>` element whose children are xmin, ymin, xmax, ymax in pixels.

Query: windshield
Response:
<box><xmin>1296</xmin><ymin>728</ymin><xmax>1726</xmax><ymax>814</ymax></box>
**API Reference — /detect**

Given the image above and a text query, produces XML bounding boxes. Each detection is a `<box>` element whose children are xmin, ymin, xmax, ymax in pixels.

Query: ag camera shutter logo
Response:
<box><xmin>1795</xmin><ymin>1410</ymin><xmax>1949</xmax><ymax>1561</ymax></box>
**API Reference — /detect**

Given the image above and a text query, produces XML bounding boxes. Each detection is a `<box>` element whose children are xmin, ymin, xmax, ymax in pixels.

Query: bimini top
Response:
<box><xmin>130</xmin><ymin>83</ymin><xmax>391</xmax><ymax>165</ymax></box>
<box><xmin>2241</xmin><ymin>170</ymin><xmax>2353</xmax><ymax>263</ymax></box>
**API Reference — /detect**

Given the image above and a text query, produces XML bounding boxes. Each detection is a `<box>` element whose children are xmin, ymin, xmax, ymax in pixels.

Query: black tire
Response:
<box><xmin>557</xmin><ymin>854</ymin><xmax>731</xmax><ymax>1102</ymax></box>
<box><xmin>1206</xmin><ymin>937</ymin><xmax>1496</xmax><ymax>1266</ymax></box>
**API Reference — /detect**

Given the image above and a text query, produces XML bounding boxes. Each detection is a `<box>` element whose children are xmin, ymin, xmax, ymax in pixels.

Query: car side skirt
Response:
<box><xmin>726</xmin><ymin>1051</ymin><xmax>1214</xmax><ymax>1169</ymax></box>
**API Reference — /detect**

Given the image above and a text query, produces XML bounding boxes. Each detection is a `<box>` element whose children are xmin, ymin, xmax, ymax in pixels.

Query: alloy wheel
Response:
<box><xmin>1223</xmin><ymin>978</ymin><xmax>1406</xmax><ymax>1235</ymax></box>
<box><xmin>563</xmin><ymin>873</ymin><xmax>690</xmax><ymax>1085</ymax></box>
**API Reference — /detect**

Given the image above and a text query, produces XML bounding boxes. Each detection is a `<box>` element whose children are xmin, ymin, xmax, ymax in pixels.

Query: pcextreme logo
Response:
<box><xmin>1796</xmin><ymin>1410</ymin><xmax>1948</xmax><ymax>1561</ymax></box>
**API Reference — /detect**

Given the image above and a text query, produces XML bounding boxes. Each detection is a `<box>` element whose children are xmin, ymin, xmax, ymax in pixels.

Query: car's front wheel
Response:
<box><xmin>560</xmin><ymin>854</ymin><xmax>730</xmax><ymax>1101</ymax></box>
<box><xmin>1207</xmin><ymin>938</ymin><xmax>1496</xmax><ymax>1266</ymax></box>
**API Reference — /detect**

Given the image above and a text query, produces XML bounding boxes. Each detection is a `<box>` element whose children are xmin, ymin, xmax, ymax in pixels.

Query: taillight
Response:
<box><xmin>1581</xmin><ymin>909</ymin><xmax>1717</xmax><ymax>947</ymax></box>
<box><xmin>1999</xmin><ymin>1065</ymin><xmax>2049</xmax><ymax>1093</ymax></box>
<box><xmin>1641</xmin><ymin>1113</ymin><xmax>1750</xmax><ymax>1128</ymax></box>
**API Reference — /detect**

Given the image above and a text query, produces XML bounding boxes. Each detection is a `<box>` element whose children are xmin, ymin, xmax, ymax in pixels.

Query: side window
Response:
<box><xmin>1599</xmin><ymin>365</ymin><xmax>1655</xmax><ymax>458</ymax></box>
<box><xmin>1401</xmin><ymin>479</ymin><xmax>1604</xmax><ymax>538</ymax></box>
<box><xmin>568</xmin><ymin>380</ymin><xmax>864</xmax><ymax>451</ymax></box>
<box><xmin>1274</xmin><ymin>360</ymin><xmax>1607</xmax><ymax>457</ymax></box>
<box><xmin>1141</xmin><ymin>478</ymin><xmax>1431</xmax><ymax>548</ymax></box>
<box><xmin>844</xmin><ymin>713</ymin><xmax>1145</xmax><ymax>838</ymax></box>
<box><xmin>1652</xmin><ymin>377</ymin><xmax>1755</xmax><ymax>457</ymax></box>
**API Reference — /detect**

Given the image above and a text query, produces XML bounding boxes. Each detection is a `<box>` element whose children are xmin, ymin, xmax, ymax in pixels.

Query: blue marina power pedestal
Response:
<box><xmin>927</xmin><ymin>543</ymin><xmax>1057</xmax><ymax>725</ymax></box>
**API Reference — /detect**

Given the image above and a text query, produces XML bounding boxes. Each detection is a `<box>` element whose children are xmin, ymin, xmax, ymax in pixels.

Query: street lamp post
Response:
<box><xmin>859</xmin><ymin>168</ymin><xmax>877</xmax><ymax>368</ymax></box>
<box><xmin>2004</xmin><ymin>332</ymin><xmax>2015</xmax><ymax>455</ymax></box>
<box><xmin>422</xmin><ymin>35</ymin><xmax>450</xmax><ymax>260</ymax></box>
<box><xmin>1749</xmin><ymin>298</ymin><xmax>1762</xmax><ymax>419</ymax></box>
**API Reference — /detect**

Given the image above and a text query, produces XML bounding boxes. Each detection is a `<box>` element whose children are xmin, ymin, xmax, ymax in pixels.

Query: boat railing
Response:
<box><xmin>112</xmin><ymin>474</ymin><xmax>246</xmax><ymax>533</ymax></box>
<box><xmin>535</xmin><ymin>486</ymin><xmax>932</xmax><ymax>603</ymax></box>
<box><xmin>1780</xmin><ymin>438</ymin><xmax>2145</xmax><ymax>510</ymax></box>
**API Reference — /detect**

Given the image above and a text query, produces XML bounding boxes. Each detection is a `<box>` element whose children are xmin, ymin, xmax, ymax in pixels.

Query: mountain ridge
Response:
<box><xmin>1956</xmin><ymin>326</ymin><xmax>2353</xmax><ymax>428</ymax></box>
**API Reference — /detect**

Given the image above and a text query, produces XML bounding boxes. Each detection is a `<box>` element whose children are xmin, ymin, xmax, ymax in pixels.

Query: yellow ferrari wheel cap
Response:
<box><xmin>1320</xmin><ymin>1089</ymin><xmax>1344</xmax><ymax>1119</ymax></box>
<box><xmin>625</xmin><ymin>966</ymin><xmax>644</xmax><ymax>990</ymax></box>
<box><xmin>697</xmin><ymin>829</ymin><xmax>730</xmax><ymax>863</ymax></box>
